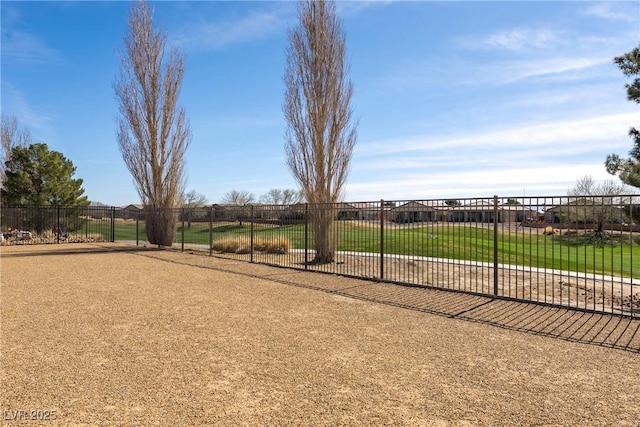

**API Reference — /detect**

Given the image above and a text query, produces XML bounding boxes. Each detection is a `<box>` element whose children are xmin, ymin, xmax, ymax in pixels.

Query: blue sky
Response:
<box><xmin>1</xmin><ymin>1</ymin><xmax>639</xmax><ymax>206</ymax></box>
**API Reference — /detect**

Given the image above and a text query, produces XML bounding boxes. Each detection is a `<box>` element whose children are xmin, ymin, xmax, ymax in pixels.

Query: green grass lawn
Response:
<box><xmin>113</xmin><ymin>220</ymin><xmax>145</xmax><ymax>241</ymax></box>
<box><xmin>110</xmin><ymin>220</ymin><xmax>639</xmax><ymax>278</ymax></box>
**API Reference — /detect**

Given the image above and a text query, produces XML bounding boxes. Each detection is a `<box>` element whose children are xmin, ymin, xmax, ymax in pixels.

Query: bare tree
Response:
<box><xmin>182</xmin><ymin>190</ymin><xmax>208</xmax><ymax>228</ymax></box>
<box><xmin>221</xmin><ymin>190</ymin><xmax>255</xmax><ymax>205</ymax></box>
<box><xmin>114</xmin><ymin>0</ymin><xmax>191</xmax><ymax>246</ymax></box>
<box><xmin>568</xmin><ymin>175</ymin><xmax>626</xmax><ymax>199</ymax></box>
<box><xmin>565</xmin><ymin>175</ymin><xmax>630</xmax><ymax>235</ymax></box>
<box><xmin>259</xmin><ymin>188</ymin><xmax>304</xmax><ymax>205</ymax></box>
<box><xmin>1</xmin><ymin>113</ymin><xmax>31</xmax><ymax>186</ymax></box>
<box><xmin>221</xmin><ymin>190</ymin><xmax>255</xmax><ymax>226</ymax></box>
<box><xmin>283</xmin><ymin>0</ymin><xmax>357</xmax><ymax>264</ymax></box>
<box><xmin>183</xmin><ymin>190</ymin><xmax>208</xmax><ymax>207</ymax></box>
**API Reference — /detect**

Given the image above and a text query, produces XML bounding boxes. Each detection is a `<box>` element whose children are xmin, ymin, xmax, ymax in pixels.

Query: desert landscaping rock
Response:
<box><xmin>1</xmin><ymin>243</ymin><xmax>639</xmax><ymax>426</ymax></box>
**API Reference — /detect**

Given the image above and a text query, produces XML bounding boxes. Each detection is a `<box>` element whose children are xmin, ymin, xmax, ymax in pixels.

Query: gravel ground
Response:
<box><xmin>1</xmin><ymin>243</ymin><xmax>639</xmax><ymax>426</ymax></box>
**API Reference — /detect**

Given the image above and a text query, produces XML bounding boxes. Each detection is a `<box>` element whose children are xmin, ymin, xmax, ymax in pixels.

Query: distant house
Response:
<box><xmin>448</xmin><ymin>201</ymin><xmax>541</xmax><ymax>223</ymax></box>
<box><xmin>251</xmin><ymin>204</ymin><xmax>278</xmax><ymax>221</ymax></box>
<box><xmin>501</xmin><ymin>204</ymin><xmax>543</xmax><ymax>223</ymax></box>
<box><xmin>390</xmin><ymin>200</ymin><xmax>542</xmax><ymax>224</ymax></box>
<box><xmin>209</xmin><ymin>204</ymin><xmax>235</xmax><ymax>220</ymax></box>
<box><xmin>279</xmin><ymin>203</ymin><xmax>306</xmax><ymax>222</ymax></box>
<box><xmin>544</xmin><ymin>198</ymin><xmax>628</xmax><ymax>226</ymax></box>
<box><xmin>180</xmin><ymin>203</ymin><xmax>211</xmax><ymax>224</ymax></box>
<box><xmin>333</xmin><ymin>202</ymin><xmax>359</xmax><ymax>220</ymax></box>
<box><xmin>334</xmin><ymin>202</ymin><xmax>396</xmax><ymax>221</ymax></box>
<box><xmin>118</xmin><ymin>204</ymin><xmax>143</xmax><ymax>220</ymax></box>
<box><xmin>393</xmin><ymin>200</ymin><xmax>448</xmax><ymax>223</ymax></box>
<box><xmin>447</xmin><ymin>200</ymin><xmax>498</xmax><ymax>223</ymax></box>
<box><xmin>349</xmin><ymin>202</ymin><xmax>392</xmax><ymax>220</ymax></box>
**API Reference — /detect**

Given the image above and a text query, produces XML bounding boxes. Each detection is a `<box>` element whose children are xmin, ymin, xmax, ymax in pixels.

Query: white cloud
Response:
<box><xmin>0</xmin><ymin>29</ymin><xmax>63</xmax><ymax>64</ymax></box>
<box><xmin>1</xmin><ymin>81</ymin><xmax>57</xmax><ymax>138</ymax></box>
<box><xmin>385</xmin><ymin>52</ymin><xmax>611</xmax><ymax>92</ymax></box>
<box><xmin>449</xmin><ymin>16</ymin><xmax>637</xmax><ymax>88</ymax></box>
<box><xmin>345</xmin><ymin>109</ymin><xmax>638</xmax><ymax>201</ymax></box>
<box><xmin>172</xmin><ymin>0</ymin><xmax>396</xmax><ymax>52</ymax></box>
<box><xmin>173</xmin><ymin>9</ymin><xmax>286</xmax><ymax>51</ymax></box>
<box><xmin>345</xmin><ymin>163</ymin><xmax>618</xmax><ymax>201</ymax></box>
<box><xmin>493</xmin><ymin>56</ymin><xmax>610</xmax><ymax>84</ymax></box>
<box><xmin>460</xmin><ymin>28</ymin><xmax>564</xmax><ymax>53</ymax></box>
<box><xmin>582</xmin><ymin>2</ymin><xmax>637</xmax><ymax>23</ymax></box>
<box><xmin>358</xmin><ymin>112</ymin><xmax>636</xmax><ymax>157</ymax></box>
<box><xmin>496</xmin><ymin>81</ymin><xmax>619</xmax><ymax>111</ymax></box>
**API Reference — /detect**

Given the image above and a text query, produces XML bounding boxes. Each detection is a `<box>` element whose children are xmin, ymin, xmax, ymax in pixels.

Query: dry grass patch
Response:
<box><xmin>212</xmin><ymin>237</ymin><xmax>290</xmax><ymax>254</ymax></box>
<box><xmin>211</xmin><ymin>237</ymin><xmax>248</xmax><ymax>253</ymax></box>
<box><xmin>254</xmin><ymin>237</ymin><xmax>290</xmax><ymax>254</ymax></box>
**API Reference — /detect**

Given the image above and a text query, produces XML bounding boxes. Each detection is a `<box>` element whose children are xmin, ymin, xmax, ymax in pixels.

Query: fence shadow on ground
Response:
<box><xmin>145</xmin><ymin>252</ymin><xmax>640</xmax><ymax>354</ymax></box>
<box><xmin>328</xmin><ymin>281</ymin><xmax>640</xmax><ymax>353</ymax></box>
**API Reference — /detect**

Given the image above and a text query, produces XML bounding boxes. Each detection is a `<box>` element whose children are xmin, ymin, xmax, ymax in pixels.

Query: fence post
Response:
<box><xmin>380</xmin><ymin>199</ymin><xmax>385</xmax><ymax>280</ymax></box>
<box><xmin>136</xmin><ymin>212</ymin><xmax>139</xmax><ymax>247</ymax></box>
<box><xmin>110</xmin><ymin>207</ymin><xmax>115</xmax><ymax>242</ymax></box>
<box><xmin>209</xmin><ymin>207</ymin><xmax>214</xmax><ymax>256</ymax></box>
<box><xmin>304</xmin><ymin>203</ymin><xmax>309</xmax><ymax>269</ymax></box>
<box><xmin>250</xmin><ymin>205</ymin><xmax>254</xmax><ymax>263</ymax></box>
<box><xmin>493</xmin><ymin>195</ymin><xmax>499</xmax><ymax>296</ymax></box>
<box><xmin>56</xmin><ymin>205</ymin><xmax>60</xmax><ymax>244</ymax></box>
<box><xmin>181</xmin><ymin>209</ymin><xmax>185</xmax><ymax>252</ymax></box>
<box><xmin>630</xmin><ymin>203</ymin><xmax>634</xmax><ymax>317</ymax></box>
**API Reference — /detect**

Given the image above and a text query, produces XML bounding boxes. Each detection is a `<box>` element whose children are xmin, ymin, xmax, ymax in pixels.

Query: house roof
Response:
<box><xmin>120</xmin><ymin>203</ymin><xmax>143</xmax><ymax>210</ymax></box>
<box><xmin>393</xmin><ymin>200</ymin><xmax>448</xmax><ymax>211</ymax></box>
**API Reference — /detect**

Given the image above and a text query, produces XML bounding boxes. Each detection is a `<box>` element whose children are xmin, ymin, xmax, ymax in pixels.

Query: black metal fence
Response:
<box><xmin>2</xmin><ymin>196</ymin><xmax>638</xmax><ymax>317</ymax></box>
<box><xmin>1</xmin><ymin>205</ymin><xmax>115</xmax><ymax>244</ymax></box>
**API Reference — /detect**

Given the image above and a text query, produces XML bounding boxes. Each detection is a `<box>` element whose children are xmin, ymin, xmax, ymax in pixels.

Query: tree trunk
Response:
<box><xmin>146</xmin><ymin>209</ymin><xmax>177</xmax><ymax>247</ymax></box>
<box><xmin>311</xmin><ymin>205</ymin><xmax>336</xmax><ymax>264</ymax></box>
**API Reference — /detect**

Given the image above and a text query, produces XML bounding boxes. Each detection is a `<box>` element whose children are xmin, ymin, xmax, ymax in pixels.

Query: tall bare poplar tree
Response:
<box><xmin>114</xmin><ymin>0</ymin><xmax>191</xmax><ymax>246</ymax></box>
<box><xmin>284</xmin><ymin>0</ymin><xmax>357</xmax><ymax>264</ymax></box>
<box><xmin>1</xmin><ymin>113</ymin><xmax>31</xmax><ymax>187</ymax></box>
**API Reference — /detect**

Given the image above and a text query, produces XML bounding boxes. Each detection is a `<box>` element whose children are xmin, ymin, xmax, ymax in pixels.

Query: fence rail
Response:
<box><xmin>2</xmin><ymin>195</ymin><xmax>638</xmax><ymax>317</ymax></box>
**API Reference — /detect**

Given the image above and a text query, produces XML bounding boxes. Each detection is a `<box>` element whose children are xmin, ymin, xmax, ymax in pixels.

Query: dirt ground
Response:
<box><xmin>1</xmin><ymin>243</ymin><xmax>639</xmax><ymax>426</ymax></box>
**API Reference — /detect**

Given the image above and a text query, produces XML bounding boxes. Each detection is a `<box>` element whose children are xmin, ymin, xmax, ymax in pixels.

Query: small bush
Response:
<box><xmin>84</xmin><ymin>233</ymin><xmax>105</xmax><ymax>242</ymax></box>
<box><xmin>264</xmin><ymin>237</ymin><xmax>290</xmax><ymax>254</ymax></box>
<box><xmin>555</xmin><ymin>231</ymin><xmax>632</xmax><ymax>247</ymax></box>
<box><xmin>211</xmin><ymin>237</ymin><xmax>243</xmax><ymax>253</ymax></box>
<box><xmin>42</xmin><ymin>230</ymin><xmax>56</xmax><ymax>240</ymax></box>
<box><xmin>211</xmin><ymin>236</ymin><xmax>291</xmax><ymax>254</ymax></box>
<box><xmin>254</xmin><ymin>241</ymin><xmax>268</xmax><ymax>252</ymax></box>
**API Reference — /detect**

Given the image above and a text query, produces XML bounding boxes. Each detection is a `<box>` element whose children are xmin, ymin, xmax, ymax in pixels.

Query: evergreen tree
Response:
<box><xmin>605</xmin><ymin>45</ymin><xmax>640</xmax><ymax>188</ymax></box>
<box><xmin>1</xmin><ymin>143</ymin><xmax>88</xmax><ymax>207</ymax></box>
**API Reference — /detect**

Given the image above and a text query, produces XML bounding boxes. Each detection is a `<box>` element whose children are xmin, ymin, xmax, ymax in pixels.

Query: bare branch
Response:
<box><xmin>259</xmin><ymin>188</ymin><xmax>304</xmax><ymax>205</ymax></box>
<box><xmin>221</xmin><ymin>190</ymin><xmax>255</xmax><ymax>205</ymax></box>
<box><xmin>1</xmin><ymin>113</ymin><xmax>31</xmax><ymax>185</ymax></box>
<box><xmin>183</xmin><ymin>190</ymin><xmax>207</xmax><ymax>208</ymax></box>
